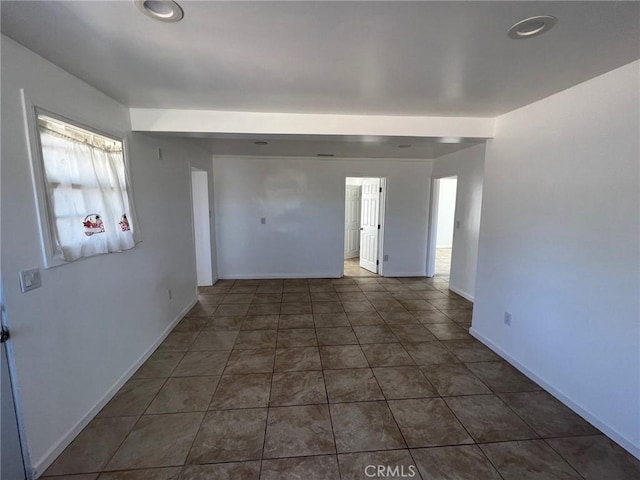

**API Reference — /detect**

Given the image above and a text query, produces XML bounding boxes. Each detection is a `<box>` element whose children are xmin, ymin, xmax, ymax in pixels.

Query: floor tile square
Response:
<box><xmin>319</xmin><ymin>345</ymin><xmax>369</xmax><ymax>369</ymax></box>
<box><xmin>388</xmin><ymin>398</ymin><xmax>473</xmax><ymax>448</ymax></box>
<box><xmin>316</xmin><ymin>326</ymin><xmax>358</xmax><ymax>345</ymax></box>
<box><xmin>361</xmin><ymin>343</ymin><xmax>414</xmax><ymax>367</ymax></box>
<box><xmin>426</xmin><ymin>323</ymin><xmax>471</xmax><ymax>340</ymax></box>
<box><xmin>412</xmin><ymin>310</ymin><xmax>454</xmax><ymax>324</ymax></box>
<box><xmin>98</xmin><ymin>378</ymin><xmax>164</xmax><ymax>417</ymax></box>
<box><xmin>171</xmin><ymin>350</ymin><xmax>230</xmax><ymax>377</ymax></box>
<box><xmin>373</xmin><ymin>366</ymin><xmax>437</xmax><ymax>399</ymax></box>
<box><xmin>209</xmin><ymin>373</ymin><xmax>272</xmax><ymax>409</ymax></box>
<box><xmin>240</xmin><ymin>315</ymin><xmax>279</xmax><ymax>330</ymax></box>
<box><xmin>421</xmin><ymin>363</ymin><xmax>491</xmax><ymax>396</ymax></box>
<box><xmin>389</xmin><ymin>324</ymin><xmax>437</xmax><ymax>343</ymax></box>
<box><xmin>282</xmin><ymin>292</ymin><xmax>311</xmax><ymax>303</ymax></box>
<box><xmin>403</xmin><ymin>342</ymin><xmax>459</xmax><ymax>365</ymax></box>
<box><xmin>278</xmin><ymin>314</ymin><xmax>314</xmax><ymax>329</ymax></box>
<box><xmin>411</xmin><ymin>445</ymin><xmax>502</xmax><ymax>480</ymax></box>
<box><xmin>280</xmin><ymin>302</ymin><xmax>312</xmax><ymax>315</ymax></box>
<box><xmin>146</xmin><ymin>376</ymin><xmax>219</xmax><ymax>414</ymax></box>
<box><xmin>313</xmin><ymin>313</ymin><xmax>350</xmax><ymax>327</ymax></box>
<box><xmin>247</xmin><ymin>303</ymin><xmax>281</xmax><ymax>315</ymax></box>
<box><xmin>270</xmin><ymin>371</ymin><xmax>327</xmax><ymax>406</ymax></box>
<box><xmin>274</xmin><ymin>347</ymin><xmax>322</xmax><ymax>372</ymax></box>
<box><xmin>480</xmin><ymin>440</ymin><xmax>582</xmax><ymax>480</ymax></box>
<box><xmin>310</xmin><ymin>291</ymin><xmax>340</xmax><ymax>301</ymax></box>
<box><xmin>252</xmin><ymin>293</ymin><xmax>282</xmax><ymax>303</ymax></box>
<box><xmin>277</xmin><ymin>328</ymin><xmax>317</xmax><ymax>347</ymax></box>
<box><xmin>214</xmin><ymin>304</ymin><xmax>250</xmax><ymax>317</ymax></box>
<box><xmin>330</xmin><ymin>401</ymin><xmax>405</xmax><ymax>453</ymax></box>
<box><xmin>186</xmin><ymin>408</ymin><xmax>267</xmax><ymax>464</ymax></box>
<box><xmin>190</xmin><ymin>330</ymin><xmax>239</xmax><ymax>351</ymax></box>
<box><xmin>378</xmin><ymin>310</ymin><xmax>418</xmax><ymax>323</ymax></box>
<box><xmin>261</xmin><ymin>455</ymin><xmax>339</xmax><ymax>480</ymax></box>
<box><xmin>324</xmin><ymin>368</ymin><xmax>384</xmax><ymax>402</ymax></box>
<box><xmin>445</xmin><ymin>395</ymin><xmax>537</xmax><ymax>443</ymax></box>
<box><xmin>204</xmin><ymin>316</ymin><xmax>244</xmax><ymax>330</ymax></box>
<box><xmin>173</xmin><ymin>316</ymin><xmax>209</xmax><ymax>333</ymax></box>
<box><xmin>546</xmin><ymin>435</ymin><xmax>640</xmax><ymax>480</ymax></box>
<box><xmin>346</xmin><ymin>312</ymin><xmax>385</xmax><ymax>326</ymax></box>
<box><xmin>44</xmin><ymin>417</ymin><xmax>138</xmax><ymax>475</ymax></box>
<box><xmin>338</xmin><ymin>450</ymin><xmax>417</xmax><ymax>480</ymax></box>
<box><xmin>312</xmin><ymin>301</ymin><xmax>345</xmax><ymax>313</ymax></box>
<box><xmin>106</xmin><ymin>413</ymin><xmax>203</xmax><ymax>470</ymax></box>
<box><xmin>263</xmin><ymin>405</ymin><xmax>335</xmax><ymax>458</ymax></box>
<box><xmin>338</xmin><ymin>292</ymin><xmax>368</xmax><ymax>302</ymax></box>
<box><xmin>233</xmin><ymin>330</ymin><xmax>277</xmax><ymax>349</ymax></box>
<box><xmin>499</xmin><ymin>391</ymin><xmax>598</xmax><ymax>437</ymax></box>
<box><xmin>466</xmin><ymin>361</ymin><xmax>542</xmax><ymax>393</ymax></box>
<box><xmin>353</xmin><ymin>325</ymin><xmax>398</xmax><ymax>344</ymax></box>
<box><xmin>225</xmin><ymin>349</ymin><xmax>275</xmax><ymax>374</ymax></box>
<box><xmin>222</xmin><ymin>293</ymin><xmax>254</xmax><ymax>304</ymax></box>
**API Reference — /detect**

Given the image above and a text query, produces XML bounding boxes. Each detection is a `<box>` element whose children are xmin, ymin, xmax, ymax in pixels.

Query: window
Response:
<box><xmin>31</xmin><ymin>111</ymin><xmax>139</xmax><ymax>265</ymax></box>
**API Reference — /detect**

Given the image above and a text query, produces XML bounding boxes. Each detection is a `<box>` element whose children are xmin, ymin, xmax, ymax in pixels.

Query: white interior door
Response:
<box><xmin>344</xmin><ymin>185</ymin><xmax>361</xmax><ymax>259</ymax></box>
<box><xmin>359</xmin><ymin>178</ymin><xmax>380</xmax><ymax>273</ymax></box>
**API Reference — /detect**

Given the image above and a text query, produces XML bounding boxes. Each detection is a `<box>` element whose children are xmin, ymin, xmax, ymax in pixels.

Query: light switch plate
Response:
<box><xmin>261</xmin><ymin>217</ymin><xmax>266</xmax><ymax>224</ymax></box>
<box><xmin>19</xmin><ymin>268</ymin><xmax>41</xmax><ymax>293</ymax></box>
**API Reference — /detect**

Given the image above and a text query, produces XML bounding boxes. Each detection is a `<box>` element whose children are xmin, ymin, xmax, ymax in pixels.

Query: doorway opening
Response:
<box><xmin>190</xmin><ymin>167</ymin><xmax>213</xmax><ymax>286</ymax></box>
<box><xmin>427</xmin><ymin>176</ymin><xmax>458</xmax><ymax>280</ymax></box>
<box><xmin>343</xmin><ymin>177</ymin><xmax>385</xmax><ymax>277</ymax></box>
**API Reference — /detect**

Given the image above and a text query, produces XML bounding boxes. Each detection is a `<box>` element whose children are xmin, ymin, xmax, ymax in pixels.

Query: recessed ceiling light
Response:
<box><xmin>508</xmin><ymin>15</ymin><xmax>557</xmax><ymax>39</ymax></box>
<box><xmin>134</xmin><ymin>0</ymin><xmax>183</xmax><ymax>22</ymax></box>
<box><xmin>254</xmin><ymin>141</ymin><xmax>269</xmax><ymax>145</ymax></box>
<box><xmin>398</xmin><ymin>144</ymin><xmax>412</xmax><ymax>148</ymax></box>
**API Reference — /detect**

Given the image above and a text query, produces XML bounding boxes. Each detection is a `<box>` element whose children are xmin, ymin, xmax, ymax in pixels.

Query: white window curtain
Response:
<box><xmin>38</xmin><ymin>116</ymin><xmax>140</xmax><ymax>262</ymax></box>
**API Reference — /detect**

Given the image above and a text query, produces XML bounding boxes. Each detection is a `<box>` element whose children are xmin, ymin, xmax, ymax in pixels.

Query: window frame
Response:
<box><xmin>21</xmin><ymin>90</ymin><xmax>138</xmax><ymax>268</ymax></box>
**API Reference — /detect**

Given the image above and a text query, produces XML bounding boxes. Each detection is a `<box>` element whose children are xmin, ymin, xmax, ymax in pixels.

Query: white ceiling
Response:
<box><xmin>2</xmin><ymin>1</ymin><xmax>639</xmax><ymax>117</ymax></box>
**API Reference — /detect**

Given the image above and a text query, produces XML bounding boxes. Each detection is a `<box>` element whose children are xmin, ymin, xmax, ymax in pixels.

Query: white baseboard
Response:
<box><xmin>469</xmin><ymin>327</ymin><xmax>640</xmax><ymax>460</ymax></box>
<box><xmin>33</xmin><ymin>298</ymin><xmax>198</xmax><ymax>478</ymax></box>
<box><xmin>219</xmin><ymin>273</ymin><xmax>341</xmax><ymax>279</ymax></box>
<box><xmin>449</xmin><ymin>285</ymin><xmax>474</xmax><ymax>302</ymax></box>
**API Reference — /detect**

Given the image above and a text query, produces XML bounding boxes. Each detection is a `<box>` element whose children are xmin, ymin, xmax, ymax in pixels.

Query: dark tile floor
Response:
<box><xmin>42</xmin><ymin>260</ymin><xmax>640</xmax><ymax>480</ymax></box>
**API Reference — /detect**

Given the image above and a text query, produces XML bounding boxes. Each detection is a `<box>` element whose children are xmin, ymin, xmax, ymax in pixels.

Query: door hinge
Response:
<box><xmin>377</xmin><ymin>224</ymin><xmax>381</xmax><ymax>229</ymax></box>
<box><xmin>379</xmin><ymin>187</ymin><xmax>382</xmax><ymax>193</ymax></box>
<box><xmin>0</xmin><ymin>327</ymin><xmax>10</xmax><ymax>344</ymax></box>
<box><xmin>376</xmin><ymin>260</ymin><xmax>379</xmax><ymax>265</ymax></box>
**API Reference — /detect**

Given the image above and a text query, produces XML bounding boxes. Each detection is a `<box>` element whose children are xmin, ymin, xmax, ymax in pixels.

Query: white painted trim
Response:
<box><xmin>32</xmin><ymin>297</ymin><xmax>198</xmax><ymax>477</ymax></box>
<box><xmin>449</xmin><ymin>285</ymin><xmax>474</xmax><ymax>302</ymax></box>
<box><xmin>426</xmin><ymin>178</ymin><xmax>440</xmax><ymax>277</ymax></box>
<box><xmin>219</xmin><ymin>274</ymin><xmax>342</xmax><ymax>280</ymax></box>
<box><xmin>130</xmin><ymin>108</ymin><xmax>495</xmax><ymax>138</ymax></box>
<box><xmin>469</xmin><ymin>327</ymin><xmax>640</xmax><ymax>460</ymax></box>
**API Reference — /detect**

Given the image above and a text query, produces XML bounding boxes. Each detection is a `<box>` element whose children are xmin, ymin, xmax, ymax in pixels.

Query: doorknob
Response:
<box><xmin>360</xmin><ymin>227</ymin><xmax>363</xmax><ymax>231</ymax></box>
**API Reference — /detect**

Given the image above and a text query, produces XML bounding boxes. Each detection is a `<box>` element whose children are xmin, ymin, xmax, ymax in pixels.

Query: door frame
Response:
<box><xmin>426</xmin><ymin>175</ymin><xmax>457</xmax><ymax>277</ymax></box>
<box><xmin>189</xmin><ymin>165</ymin><xmax>214</xmax><ymax>288</ymax></box>
<box><xmin>1</xmin><ymin>276</ymin><xmax>33</xmax><ymax>479</ymax></box>
<box><xmin>342</xmin><ymin>177</ymin><xmax>386</xmax><ymax>276</ymax></box>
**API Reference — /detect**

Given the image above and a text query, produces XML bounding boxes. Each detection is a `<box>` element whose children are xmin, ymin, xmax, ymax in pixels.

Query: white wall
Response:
<box><xmin>435</xmin><ymin>177</ymin><xmax>457</xmax><ymax>248</ymax></box>
<box><xmin>432</xmin><ymin>144</ymin><xmax>485</xmax><ymax>300</ymax></box>
<box><xmin>473</xmin><ymin>61</ymin><xmax>640</xmax><ymax>458</ymax></box>
<box><xmin>1</xmin><ymin>36</ymin><xmax>213</xmax><ymax>475</ymax></box>
<box><xmin>214</xmin><ymin>156</ymin><xmax>433</xmax><ymax>278</ymax></box>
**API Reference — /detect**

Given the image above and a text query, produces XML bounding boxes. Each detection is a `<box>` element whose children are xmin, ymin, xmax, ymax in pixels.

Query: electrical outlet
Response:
<box><xmin>383</xmin><ymin>254</ymin><xmax>389</xmax><ymax>261</ymax></box>
<box><xmin>504</xmin><ymin>311</ymin><xmax>512</xmax><ymax>326</ymax></box>
<box><xmin>19</xmin><ymin>268</ymin><xmax>41</xmax><ymax>293</ymax></box>
<box><xmin>455</xmin><ymin>220</ymin><xmax>461</xmax><ymax>228</ymax></box>
<box><xmin>168</xmin><ymin>289</ymin><xmax>173</xmax><ymax>300</ymax></box>
<box><xmin>261</xmin><ymin>217</ymin><xmax>266</xmax><ymax>225</ymax></box>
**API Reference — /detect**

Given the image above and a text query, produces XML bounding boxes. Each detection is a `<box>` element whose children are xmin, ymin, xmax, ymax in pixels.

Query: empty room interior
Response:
<box><xmin>1</xmin><ymin>1</ymin><xmax>639</xmax><ymax>479</ymax></box>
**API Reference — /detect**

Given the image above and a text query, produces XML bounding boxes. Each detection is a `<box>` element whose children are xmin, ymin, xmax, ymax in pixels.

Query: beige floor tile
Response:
<box><xmin>146</xmin><ymin>376</ymin><xmax>218</xmax><ymax>414</ymax></box>
<box><xmin>324</xmin><ymin>368</ymin><xmax>384</xmax><ymax>402</ymax></box>
<box><xmin>171</xmin><ymin>350</ymin><xmax>230</xmax><ymax>377</ymax></box>
<box><xmin>225</xmin><ymin>349</ymin><xmax>275</xmax><ymax>374</ymax></box>
<box><xmin>421</xmin><ymin>363</ymin><xmax>491</xmax><ymax>396</ymax></box>
<box><xmin>270</xmin><ymin>371</ymin><xmax>327</xmax><ymax>406</ymax></box>
<box><xmin>274</xmin><ymin>347</ymin><xmax>322</xmax><ymax>372</ymax></box>
<box><xmin>373</xmin><ymin>366</ymin><xmax>437</xmax><ymax>399</ymax></box>
<box><xmin>178</xmin><ymin>462</ymin><xmax>260</xmax><ymax>480</ymax></box>
<box><xmin>338</xmin><ymin>450</ymin><xmax>418</xmax><ymax>480</ymax></box>
<box><xmin>98</xmin><ymin>467</ymin><xmax>181</xmax><ymax>480</ymax></box>
<box><xmin>261</xmin><ymin>455</ymin><xmax>339</xmax><ymax>480</ymax></box>
<box><xmin>411</xmin><ymin>445</ymin><xmax>501</xmax><ymax>480</ymax></box>
<box><xmin>209</xmin><ymin>374</ymin><xmax>271</xmax><ymax>409</ymax></box>
<box><xmin>98</xmin><ymin>379</ymin><xmax>164</xmax><ymax>417</ymax></box>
